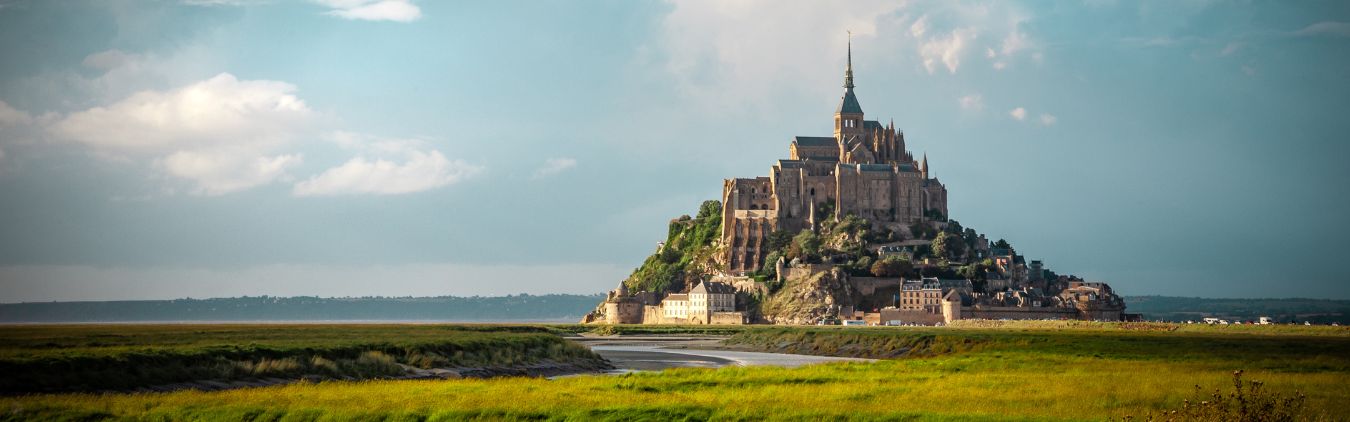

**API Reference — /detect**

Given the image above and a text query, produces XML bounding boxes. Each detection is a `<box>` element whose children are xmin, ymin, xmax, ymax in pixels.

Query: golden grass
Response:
<box><xmin>5</xmin><ymin>325</ymin><xmax>1348</xmax><ymax>421</ymax></box>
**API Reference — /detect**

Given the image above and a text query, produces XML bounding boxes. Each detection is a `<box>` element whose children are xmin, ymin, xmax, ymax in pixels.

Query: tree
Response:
<box><xmin>787</xmin><ymin>230</ymin><xmax>821</xmax><ymax>262</ymax></box>
<box><xmin>932</xmin><ymin>231</ymin><xmax>965</xmax><ymax>261</ymax></box>
<box><xmin>993</xmin><ymin>238</ymin><xmax>1012</xmax><ymax>250</ymax></box>
<box><xmin>765</xmin><ymin>230</ymin><xmax>794</xmax><ymax>253</ymax></box>
<box><xmin>854</xmin><ymin>256</ymin><xmax>875</xmax><ymax>274</ymax></box>
<box><xmin>909</xmin><ymin>221</ymin><xmax>936</xmax><ymax>240</ymax></box>
<box><xmin>870</xmin><ymin>255</ymin><xmax>912</xmax><ymax>278</ymax></box>
<box><xmin>696</xmin><ymin>200</ymin><xmax>721</xmax><ymax>219</ymax></box>
<box><xmin>760</xmin><ymin>251</ymin><xmax>783</xmax><ymax>278</ymax></box>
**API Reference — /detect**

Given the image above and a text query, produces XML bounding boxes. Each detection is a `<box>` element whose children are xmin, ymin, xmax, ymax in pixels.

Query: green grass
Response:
<box><xmin>0</xmin><ymin>324</ymin><xmax>604</xmax><ymax>394</ymax></box>
<box><xmin>3</xmin><ymin>323</ymin><xmax>1348</xmax><ymax>420</ymax></box>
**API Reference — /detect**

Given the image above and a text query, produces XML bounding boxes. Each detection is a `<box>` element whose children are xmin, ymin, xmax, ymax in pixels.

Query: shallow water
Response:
<box><xmin>589</xmin><ymin>345</ymin><xmax>871</xmax><ymax>371</ymax></box>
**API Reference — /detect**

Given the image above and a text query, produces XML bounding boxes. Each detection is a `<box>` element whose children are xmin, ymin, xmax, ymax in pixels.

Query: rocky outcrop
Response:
<box><xmin>760</xmin><ymin>266</ymin><xmax>860</xmax><ymax>325</ymax></box>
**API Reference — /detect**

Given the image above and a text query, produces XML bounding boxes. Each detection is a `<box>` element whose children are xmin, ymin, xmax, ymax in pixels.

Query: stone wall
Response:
<box><xmin>961</xmin><ymin>306</ymin><xmax>1078</xmax><ymax>321</ymax></box>
<box><xmin>850</xmin><ymin>277</ymin><xmax>901</xmax><ymax>296</ymax></box>
<box><xmin>641</xmin><ymin>305</ymin><xmax>664</xmax><ymax>324</ymax></box>
<box><xmin>880</xmin><ymin>308</ymin><xmax>946</xmax><ymax>325</ymax></box>
<box><xmin>709</xmin><ymin>312</ymin><xmax>747</xmax><ymax>325</ymax></box>
<box><xmin>603</xmin><ymin>300</ymin><xmax>643</xmax><ymax>324</ymax></box>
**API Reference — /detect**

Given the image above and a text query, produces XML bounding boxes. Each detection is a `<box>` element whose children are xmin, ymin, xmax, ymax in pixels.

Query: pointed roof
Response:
<box><xmin>837</xmin><ymin>33</ymin><xmax>863</xmax><ymax>115</ymax></box>
<box><xmin>838</xmin><ymin>90</ymin><xmax>863</xmax><ymax>114</ymax></box>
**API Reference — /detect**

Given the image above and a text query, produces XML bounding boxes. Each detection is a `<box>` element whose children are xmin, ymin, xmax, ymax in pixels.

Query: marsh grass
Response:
<box><xmin>0</xmin><ymin>324</ymin><xmax>604</xmax><ymax>393</ymax></box>
<box><xmin>2</xmin><ymin>323</ymin><xmax>1347</xmax><ymax>420</ymax></box>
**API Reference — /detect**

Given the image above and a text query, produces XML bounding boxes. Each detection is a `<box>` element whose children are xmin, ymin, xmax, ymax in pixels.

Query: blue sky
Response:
<box><xmin>0</xmin><ymin>0</ymin><xmax>1347</xmax><ymax>301</ymax></box>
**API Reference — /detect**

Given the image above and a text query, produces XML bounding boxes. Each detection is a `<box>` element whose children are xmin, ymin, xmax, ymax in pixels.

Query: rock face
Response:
<box><xmin>760</xmin><ymin>266</ymin><xmax>860</xmax><ymax>325</ymax></box>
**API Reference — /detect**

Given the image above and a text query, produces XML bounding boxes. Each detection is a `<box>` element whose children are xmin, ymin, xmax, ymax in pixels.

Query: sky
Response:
<box><xmin>0</xmin><ymin>0</ymin><xmax>1348</xmax><ymax>302</ymax></box>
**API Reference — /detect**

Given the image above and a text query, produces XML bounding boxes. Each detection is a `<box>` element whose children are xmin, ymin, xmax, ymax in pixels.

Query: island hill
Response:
<box><xmin>584</xmin><ymin>41</ymin><xmax>1129</xmax><ymax>326</ymax></box>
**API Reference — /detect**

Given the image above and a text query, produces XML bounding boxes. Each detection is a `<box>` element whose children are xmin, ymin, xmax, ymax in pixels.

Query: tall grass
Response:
<box><xmin>2</xmin><ymin>323</ymin><xmax>1347</xmax><ymax>420</ymax></box>
<box><xmin>0</xmin><ymin>324</ymin><xmax>605</xmax><ymax>393</ymax></box>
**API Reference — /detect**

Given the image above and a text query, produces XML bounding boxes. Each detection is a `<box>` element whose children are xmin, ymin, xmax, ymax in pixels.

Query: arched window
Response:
<box><xmin>810</xmin><ymin>187</ymin><xmax>816</xmax><ymax>196</ymax></box>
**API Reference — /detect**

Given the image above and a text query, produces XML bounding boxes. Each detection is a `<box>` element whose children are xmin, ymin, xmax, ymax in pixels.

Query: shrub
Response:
<box><xmin>1124</xmin><ymin>371</ymin><xmax>1313</xmax><ymax>421</ymax></box>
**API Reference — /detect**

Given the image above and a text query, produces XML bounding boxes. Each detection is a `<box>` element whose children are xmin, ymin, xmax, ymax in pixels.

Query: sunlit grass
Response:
<box><xmin>3</xmin><ymin>324</ymin><xmax>1347</xmax><ymax>420</ymax></box>
<box><xmin>0</xmin><ymin>324</ymin><xmax>603</xmax><ymax>393</ymax></box>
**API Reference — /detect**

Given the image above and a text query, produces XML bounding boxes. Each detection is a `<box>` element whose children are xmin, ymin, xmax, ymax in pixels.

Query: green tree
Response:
<box><xmin>787</xmin><ymin>230</ymin><xmax>821</xmax><ymax>262</ymax></box>
<box><xmin>765</xmin><ymin>230</ymin><xmax>794</xmax><ymax>254</ymax></box>
<box><xmin>870</xmin><ymin>255</ymin><xmax>912</xmax><ymax>278</ymax></box>
<box><xmin>909</xmin><ymin>221</ymin><xmax>935</xmax><ymax>240</ymax></box>
<box><xmin>760</xmin><ymin>251</ymin><xmax>783</xmax><ymax>278</ymax></box>
<box><xmin>696</xmin><ymin>200</ymin><xmax>721</xmax><ymax>219</ymax></box>
<box><xmin>932</xmin><ymin>231</ymin><xmax>965</xmax><ymax>261</ymax></box>
<box><xmin>993</xmin><ymin>238</ymin><xmax>1012</xmax><ymax>250</ymax></box>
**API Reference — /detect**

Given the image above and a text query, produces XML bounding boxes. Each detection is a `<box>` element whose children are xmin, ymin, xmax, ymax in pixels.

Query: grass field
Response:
<box><xmin>0</xmin><ymin>324</ymin><xmax>603</xmax><ymax>394</ymax></box>
<box><xmin>2</xmin><ymin>323</ymin><xmax>1348</xmax><ymax>421</ymax></box>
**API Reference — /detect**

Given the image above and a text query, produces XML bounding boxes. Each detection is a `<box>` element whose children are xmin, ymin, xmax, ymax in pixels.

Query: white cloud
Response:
<box><xmin>533</xmin><ymin>157</ymin><xmax>578</xmax><ymax>179</ymax></box>
<box><xmin>985</xmin><ymin>47</ymin><xmax>996</xmax><ymax>58</ymax></box>
<box><xmin>920</xmin><ymin>28</ymin><xmax>975</xmax><ymax>74</ymax></box>
<box><xmin>294</xmin><ymin>137</ymin><xmax>482</xmax><ymax>196</ymax></box>
<box><xmin>957</xmin><ymin>94</ymin><xmax>984</xmax><ymax>111</ymax></box>
<box><xmin>1001</xmin><ymin>30</ymin><xmax>1029</xmax><ymax>56</ymax></box>
<box><xmin>51</xmin><ymin>73</ymin><xmax>315</xmax><ymax>194</ymax></box>
<box><xmin>54</xmin><ymin>73</ymin><xmax>312</xmax><ymax>152</ymax></box>
<box><xmin>81</xmin><ymin>50</ymin><xmax>135</xmax><ymax>71</ymax></box>
<box><xmin>182</xmin><ymin>0</ymin><xmax>264</xmax><ymax>6</ymax></box>
<box><xmin>1219</xmin><ymin>42</ymin><xmax>1243</xmax><ymax>57</ymax></box>
<box><xmin>160</xmin><ymin>152</ymin><xmax>303</xmax><ymax>195</ymax></box>
<box><xmin>1009</xmin><ymin>107</ymin><xmax>1027</xmax><ymax>121</ymax></box>
<box><xmin>654</xmin><ymin>1</ymin><xmax>904</xmax><ymax>115</ymax></box>
<box><xmin>316</xmin><ymin>0</ymin><xmax>421</xmax><ymax>22</ymax></box>
<box><xmin>1294</xmin><ymin>21</ymin><xmax>1350</xmax><ymax>37</ymax></box>
<box><xmin>1038</xmin><ymin>113</ymin><xmax>1057</xmax><ymax>126</ymax></box>
<box><xmin>652</xmin><ymin>2</ymin><xmax>1039</xmax><ymax>114</ymax></box>
<box><xmin>0</xmin><ymin>100</ymin><xmax>33</xmax><ymax>128</ymax></box>
<box><xmin>909</xmin><ymin>14</ymin><xmax>929</xmax><ymax>38</ymax></box>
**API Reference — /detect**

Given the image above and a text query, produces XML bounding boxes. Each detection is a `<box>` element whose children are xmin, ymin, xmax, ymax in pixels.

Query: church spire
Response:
<box><xmin>921</xmin><ymin>153</ymin><xmax>929</xmax><ymax>179</ymax></box>
<box><xmin>844</xmin><ymin>31</ymin><xmax>855</xmax><ymax>89</ymax></box>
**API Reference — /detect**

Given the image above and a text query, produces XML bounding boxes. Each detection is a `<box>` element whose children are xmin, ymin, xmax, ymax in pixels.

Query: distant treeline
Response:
<box><xmin>1126</xmin><ymin>296</ymin><xmax>1350</xmax><ymax>324</ymax></box>
<box><xmin>0</xmin><ymin>294</ymin><xmax>604</xmax><ymax>323</ymax></box>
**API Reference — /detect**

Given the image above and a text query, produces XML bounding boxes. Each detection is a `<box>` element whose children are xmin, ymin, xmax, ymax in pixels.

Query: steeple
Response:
<box><xmin>835</xmin><ymin>32</ymin><xmax>863</xmax><ymax>138</ymax></box>
<box><xmin>921</xmin><ymin>153</ymin><xmax>929</xmax><ymax>179</ymax></box>
<box><xmin>844</xmin><ymin>32</ymin><xmax>855</xmax><ymax>89</ymax></box>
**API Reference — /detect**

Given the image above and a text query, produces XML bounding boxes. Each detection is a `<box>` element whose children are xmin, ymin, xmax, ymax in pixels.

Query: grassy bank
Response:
<box><xmin>4</xmin><ymin>324</ymin><xmax>1348</xmax><ymax>420</ymax></box>
<box><xmin>0</xmin><ymin>324</ymin><xmax>605</xmax><ymax>394</ymax></box>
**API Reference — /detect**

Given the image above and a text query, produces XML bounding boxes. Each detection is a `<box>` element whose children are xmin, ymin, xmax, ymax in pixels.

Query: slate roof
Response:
<box><xmin>896</xmin><ymin>163</ymin><xmax>918</xmax><ymax>172</ymax></box>
<box><xmin>664</xmin><ymin>293</ymin><xmax>688</xmax><ymax>302</ymax></box>
<box><xmin>777</xmin><ymin>159</ymin><xmax>804</xmax><ymax>169</ymax></box>
<box><xmin>793</xmin><ymin>136</ymin><xmax>838</xmax><ymax>147</ymax></box>
<box><xmin>860</xmin><ymin>164</ymin><xmax>893</xmax><ymax>172</ymax></box>
<box><xmin>863</xmin><ymin>120</ymin><xmax>882</xmax><ymax>130</ymax></box>
<box><xmin>690</xmin><ymin>281</ymin><xmax>736</xmax><ymax>294</ymax></box>
<box><xmin>837</xmin><ymin>88</ymin><xmax>863</xmax><ymax>114</ymax></box>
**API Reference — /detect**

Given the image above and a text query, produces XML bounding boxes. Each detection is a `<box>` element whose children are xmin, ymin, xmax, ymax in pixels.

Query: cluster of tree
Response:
<box><xmin>624</xmin><ymin>200</ymin><xmax>723</xmax><ymax>294</ymax></box>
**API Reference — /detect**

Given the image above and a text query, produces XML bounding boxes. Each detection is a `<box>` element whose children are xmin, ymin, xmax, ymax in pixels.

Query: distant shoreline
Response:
<box><xmin>0</xmin><ymin>319</ymin><xmax>584</xmax><ymax>325</ymax></box>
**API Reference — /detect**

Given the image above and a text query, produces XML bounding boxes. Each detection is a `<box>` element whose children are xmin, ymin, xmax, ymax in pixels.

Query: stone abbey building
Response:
<box><xmin>721</xmin><ymin>41</ymin><xmax>949</xmax><ymax>274</ymax></box>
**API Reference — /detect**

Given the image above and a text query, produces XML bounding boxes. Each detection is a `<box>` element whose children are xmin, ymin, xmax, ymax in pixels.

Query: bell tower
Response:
<box><xmin>835</xmin><ymin>32</ymin><xmax>864</xmax><ymax>140</ymax></box>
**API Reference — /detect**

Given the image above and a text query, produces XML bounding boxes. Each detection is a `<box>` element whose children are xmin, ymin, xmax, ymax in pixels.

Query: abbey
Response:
<box><xmin>583</xmin><ymin>39</ymin><xmax>1130</xmax><ymax>326</ymax></box>
<box><xmin>721</xmin><ymin>41</ymin><xmax>948</xmax><ymax>275</ymax></box>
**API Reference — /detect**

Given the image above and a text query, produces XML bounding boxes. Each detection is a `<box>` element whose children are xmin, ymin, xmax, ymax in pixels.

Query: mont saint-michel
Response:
<box><xmin>584</xmin><ymin>42</ymin><xmax>1127</xmax><ymax>326</ymax></box>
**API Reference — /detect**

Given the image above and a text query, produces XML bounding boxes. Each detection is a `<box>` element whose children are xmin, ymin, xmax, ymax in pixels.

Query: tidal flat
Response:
<box><xmin>2</xmin><ymin>322</ymin><xmax>1347</xmax><ymax>421</ymax></box>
